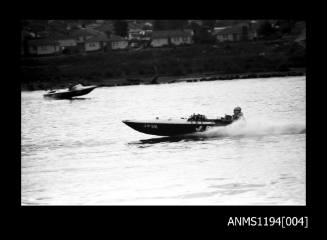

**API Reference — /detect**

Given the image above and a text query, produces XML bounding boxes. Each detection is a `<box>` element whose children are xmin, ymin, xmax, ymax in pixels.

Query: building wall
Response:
<box><xmin>85</xmin><ymin>42</ymin><xmax>101</xmax><ymax>51</ymax></box>
<box><xmin>171</xmin><ymin>36</ymin><xmax>192</xmax><ymax>45</ymax></box>
<box><xmin>29</xmin><ymin>45</ymin><xmax>60</xmax><ymax>55</ymax></box>
<box><xmin>76</xmin><ymin>35</ymin><xmax>93</xmax><ymax>43</ymax></box>
<box><xmin>171</xmin><ymin>36</ymin><xmax>183</xmax><ymax>45</ymax></box>
<box><xmin>184</xmin><ymin>36</ymin><xmax>193</xmax><ymax>44</ymax></box>
<box><xmin>248</xmin><ymin>31</ymin><xmax>257</xmax><ymax>40</ymax></box>
<box><xmin>128</xmin><ymin>32</ymin><xmax>143</xmax><ymax>40</ymax></box>
<box><xmin>216</xmin><ymin>34</ymin><xmax>235</xmax><ymax>42</ymax></box>
<box><xmin>216</xmin><ymin>34</ymin><xmax>225</xmax><ymax>42</ymax></box>
<box><xmin>58</xmin><ymin>39</ymin><xmax>77</xmax><ymax>47</ymax></box>
<box><xmin>151</xmin><ymin>38</ymin><xmax>169</xmax><ymax>47</ymax></box>
<box><xmin>216</xmin><ymin>32</ymin><xmax>257</xmax><ymax>42</ymax></box>
<box><xmin>128</xmin><ymin>29</ymin><xmax>144</xmax><ymax>40</ymax></box>
<box><xmin>111</xmin><ymin>41</ymin><xmax>128</xmax><ymax>50</ymax></box>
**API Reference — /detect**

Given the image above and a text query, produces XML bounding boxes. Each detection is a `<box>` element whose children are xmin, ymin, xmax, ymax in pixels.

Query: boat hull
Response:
<box><xmin>44</xmin><ymin>86</ymin><xmax>97</xmax><ymax>99</ymax></box>
<box><xmin>122</xmin><ymin>119</ymin><xmax>231</xmax><ymax>136</ymax></box>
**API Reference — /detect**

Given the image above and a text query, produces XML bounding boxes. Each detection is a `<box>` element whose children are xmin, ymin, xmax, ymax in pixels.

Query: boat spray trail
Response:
<box><xmin>192</xmin><ymin>117</ymin><xmax>306</xmax><ymax>138</ymax></box>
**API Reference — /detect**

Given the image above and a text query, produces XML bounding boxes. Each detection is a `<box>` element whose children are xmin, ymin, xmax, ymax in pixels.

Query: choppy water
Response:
<box><xmin>21</xmin><ymin>76</ymin><xmax>306</xmax><ymax>205</ymax></box>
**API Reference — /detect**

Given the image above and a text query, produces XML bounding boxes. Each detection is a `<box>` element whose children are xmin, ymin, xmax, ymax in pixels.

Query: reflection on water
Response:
<box><xmin>132</xmin><ymin>136</ymin><xmax>210</xmax><ymax>145</ymax></box>
<box><xmin>21</xmin><ymin>76</ymin><xmax>306</xmax><ymax>205</ymax></box>
<box><xmin>44</xmin><ymin>97</ymin><xmax>92</xmax><ymax>101</ymax></box>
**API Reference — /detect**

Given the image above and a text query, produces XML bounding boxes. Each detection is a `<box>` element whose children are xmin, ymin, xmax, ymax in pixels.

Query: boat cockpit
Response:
<box><xmin>187</xmin><ymin>114</ymin><xmax>208</xmax><ymax>122</ymax></box>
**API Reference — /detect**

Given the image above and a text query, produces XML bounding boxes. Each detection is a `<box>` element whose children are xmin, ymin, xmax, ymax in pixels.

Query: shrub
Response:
<box><xmin>104</xmin><ymin>71</ymin><xmax>112</xmax><ymax>78</ymax></box>
<box><xmin>172</xmin><ymin>68</ymin><xmax>183</xmax><ymax>76</ymax></box>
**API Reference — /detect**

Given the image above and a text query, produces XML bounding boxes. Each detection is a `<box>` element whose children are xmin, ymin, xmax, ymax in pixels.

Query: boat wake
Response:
<box><xmin>133</xmin><ymin>118</ymin><xmax>306</xmax><ymax>145</ymax></box>
<box><xmin>191</xmin><ymin>118</ymin><xmax>306</xmax><ymax>138</ymax></box>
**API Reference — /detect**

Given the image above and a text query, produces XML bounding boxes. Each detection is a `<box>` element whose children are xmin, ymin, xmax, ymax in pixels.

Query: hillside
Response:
<box><xmin>21</xmin><ymin>36</ymin><xmax>305</xmax><ymax>91</ymax></box>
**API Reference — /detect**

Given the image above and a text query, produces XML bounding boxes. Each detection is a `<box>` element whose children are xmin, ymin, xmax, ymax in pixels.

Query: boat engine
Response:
<box><xmin>187</xmin><ymin>114</ymin><xmax>207</xmax><ymax>122</ymax></box>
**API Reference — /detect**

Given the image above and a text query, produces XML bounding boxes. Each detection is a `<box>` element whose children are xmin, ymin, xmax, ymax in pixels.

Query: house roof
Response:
<box><xmin>28</xmin><ymin>38</ymin><xmax>59</xmax><ymax>46</ymax></box>
<box><xmin>212</xmin><ymin>27</ymin><xmax>227</xmax><ymax>35</ymax></box>
<box><xmin>85</xmin><ymin>34</ymin><xmax>109</xmax><ymax>43</ymax></box>
<box><xmin>69</xmin><ymin>28</ymin><xmax>102</xmax><ymax>38</ymax></box>
<box><xmin>128</xmin><ymin>22</ymin><xmax>144</xmax><ymax>30</ymax></box>
<box><xmin>183</xmin><ymin>29</ymin><xmax>194</xmax><ymax>36</ymax></box>
<box><xmin>109</xmin><ymin>34</ymin><xmax>128</xmax><ymax>42</ymax></box>
<box><xmin>95</xmin><ymin>23</ymin><xmax>114</xmax><ymax>33</ymax></box>
<box><xmin>22</xmin><ymin>30</ymin><xmax>34</xmax><ymax>38</ymax></box>
<box><xmin>151</xmin><ymin>30</ymin><xmax>192</xmax><ymax>39</ymax></box>
<box><xmin>49</xmin><ymin>31</ymin><xmax>76</xmax><ymax>41</ymax></box>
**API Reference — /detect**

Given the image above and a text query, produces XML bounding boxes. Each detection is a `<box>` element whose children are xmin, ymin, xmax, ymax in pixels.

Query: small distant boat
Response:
<box><xmin>44</xmin><ymin>84</ymin><xmax>97</xmax><ymax>99</ymax></box>
<box><xmin>123</xmin><ymin>113</ymin><xmax>237</xmax><ymax>137</ymax></box>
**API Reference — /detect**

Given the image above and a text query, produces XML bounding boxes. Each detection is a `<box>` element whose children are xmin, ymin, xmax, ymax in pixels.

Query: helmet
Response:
<box><xmin>234</xmin><ymin>106</ymin><xmax>241</xmax><ymax>112</ymax></box>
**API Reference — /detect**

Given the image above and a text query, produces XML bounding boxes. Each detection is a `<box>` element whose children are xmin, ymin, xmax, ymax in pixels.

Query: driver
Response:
<box><xmin>232</xmin><ymin>106</ymin><xmax>244</xmax><ymax>120</ymax></box>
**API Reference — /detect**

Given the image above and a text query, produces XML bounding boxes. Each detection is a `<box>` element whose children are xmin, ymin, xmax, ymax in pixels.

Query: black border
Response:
<box><xmin>10</xmin><ymin>1</ymin><xmax>317</xmax><ymax>233</ymax></box>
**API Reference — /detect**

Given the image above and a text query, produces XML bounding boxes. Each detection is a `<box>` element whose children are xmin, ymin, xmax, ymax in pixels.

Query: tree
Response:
<box><xmin>190</xmin><ymin>22</ymin><xmax>215</xmax><ymax>44</ymax></box>
<box><xmin>275</xmin><ymin>20</ymin><xmax>296</xmax><ymax>34</ymax></box>
<box><xmin>23</xmin><ymin>20</ymin><xmax>47</xmax><ymax>34</ymax></box>
<box><xmin>170</xmin><ymin>20</ymin><xmax>188</xmax><ymax>30</ymax></box>
<box><xmin>257</xmin><ymin>21</ymin><xmax>276</xmax><ymax>39</ymax></box>
<box><xmin>241</xmin><ymin>25</ymin><xmax>249</xmax><ymax>41</ymax></box>
<box><xmin>113</xmin><ymin>20</ymin><xmax>128</xmax><ymax>37</ymax></box>
<box><xmin>153</xmin><ymin>20</ymin><xmax>188</xmax><ymax>31</ymax></box>
<box><xmin>202</xmin><ymin>20</ymin><xmax>216</xmax><ymax>31</ymax></box>
<box><xmin>153</xmin><ymin>20</ymin><xmax>169</xmax><ymax>30</ymax></box>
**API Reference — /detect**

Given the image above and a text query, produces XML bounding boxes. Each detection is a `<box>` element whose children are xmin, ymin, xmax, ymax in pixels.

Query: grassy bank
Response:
<box><xmin>21</xmin><ymin>39</ymin><xmax>305</xmax><ymax>91</ymax></box>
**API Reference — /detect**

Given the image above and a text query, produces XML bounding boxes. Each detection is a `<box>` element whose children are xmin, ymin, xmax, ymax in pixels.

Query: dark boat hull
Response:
<box><xmin>44</xmin><ymin>86</ymin><xmax>97</xmax><ymax>99</ymax></box>
<box><xmin>122</xmin><ymin>119</ymin><xmax>232</xmax><ymax>136</ymax></box>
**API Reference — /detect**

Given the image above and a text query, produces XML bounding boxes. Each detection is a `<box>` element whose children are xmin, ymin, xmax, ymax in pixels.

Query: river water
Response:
<box><xmin>21</xmin><ymin>76</ymin><xmax>306</xmax><ymax>205</ymax></box>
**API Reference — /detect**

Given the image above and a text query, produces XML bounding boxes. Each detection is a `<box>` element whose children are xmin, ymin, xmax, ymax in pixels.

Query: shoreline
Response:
<box><xmin>21</xmin><ymin>69</ymin><xmax>306</xmax><ymax>91</ymax></box>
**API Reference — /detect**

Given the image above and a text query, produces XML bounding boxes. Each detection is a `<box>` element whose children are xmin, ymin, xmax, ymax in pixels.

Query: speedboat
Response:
<box><xmin>43</xmin><ymin>84</ymin><xmax>97</xmax><ymax>99</ymax></box>
<box><xmin>122</xmin><ymin>114</ymin><xmax>235</xmax><ymax>136</ymax></box>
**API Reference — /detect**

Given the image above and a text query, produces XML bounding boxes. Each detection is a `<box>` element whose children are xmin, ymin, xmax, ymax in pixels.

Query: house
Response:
<box><xmin>69</xmin><ymin>28</ymin><xmax>102</xmax><ymax>43</ymax></box>
<box><xmin>28</xmin><ymin>38</ymin><xmax>61</xmax><ymax>55</ymax></box>
<box><xmin>128</xmin><ymin>29</ymin><xmax>145</xmax><ymax>40</ymax></box>
<box><xmin>184</xmin><ymin>28</ymin><xmax>194</xmax><ymax>36</ymax></box>
<box><xmin>150</xmin><ymin>31</ymin><xmax>169</xmax><ymax>47</ymax></box>
<box><xmin>57</xmin><ymin>38</ymin><xmax>77</xmax><ymax>48</ymax></box>
<box><xmin>50</xmin><ymin>32</ymin><xmax>77</xmax><ymax>49</ymax></box>
<box><xmin>214</xmin><ymin>23</ymin><xmax>258</xmax><ymax>42</ymax></box>
<box><xmin>188</xmin><ymin>20</ymin><xmax>203</xmax><ymax>26</ymax></box>
<box><xmin>109</xmin><ymin>35</ymin><xmax>129</xmax><ymax>50</ymax></box>
<box><xmin>128</xmin><ymin>21</ymin><xmax>145</xmax><ymax>40</ymax></box>
<box><xmin>150</xmin><ymin>30</ymin><xmax>193</xmax><ymax>47</ymax></box>
<box><xmin>212</xmin><ymin>27</ymin><xmax>227</xmax><ymax>36</ymax></box>
<box><xmin>143</xmin><ymin>22</ymin><xmax>153</xmax><ymax>30</ymax></box>
<box><xmin>170</xmin><ymin>30</ymin><xmax>193</xmax><ymax>46</ymax></box>
<box><xmin>84</xmin><ymin>34</ymin><xmax>109</xmax><ymax>52</ymax></box>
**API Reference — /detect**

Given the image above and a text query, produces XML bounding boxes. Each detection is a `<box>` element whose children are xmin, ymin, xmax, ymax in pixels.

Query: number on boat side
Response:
<box><xmin>144</xmin><ymin>124</ymin><xmax>158</xmax><ymax>129</ymax></box>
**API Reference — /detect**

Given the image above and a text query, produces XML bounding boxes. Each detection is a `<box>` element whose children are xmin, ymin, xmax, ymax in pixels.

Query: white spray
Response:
<box><xmin>192</xmin><ymin>117</ymin><xmax>306</xmax><ymax>138</ymax></box>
